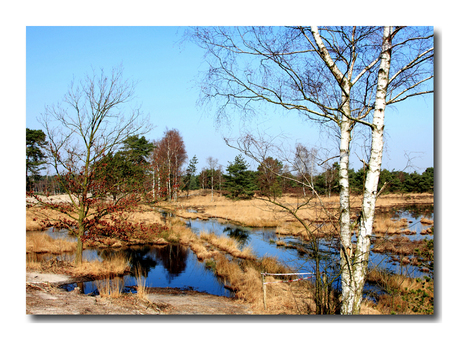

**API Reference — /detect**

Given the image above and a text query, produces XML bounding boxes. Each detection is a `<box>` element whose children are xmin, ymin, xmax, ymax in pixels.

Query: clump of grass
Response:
<box><xmin>134</xmin><ymin>266</ymin><xmax>147</xmax><ymax>299</ymax></box>
<box><xmin>71</xmin><ymin>253</ymin><xmax>129</xmax><ymax>278</ymax></box>
<box><xmin>420</xmin><ymin>218</ymin><xmax>434</xmax><ymax>225</ymax></box>
<box><xmin>171</xmin><ymin>224</ymin><xmax>196</xmax><ymax>245</ymax></box>
<box><xmin>276</xmin><ymin>223</ymin><xmax>304</xmax><ymax>237</ymax></box>
<box><xmin>189</xmin><ymin>240</ymin><xmax>215</xmax><ymax>261</ymax></box>
<box><xmin>26</xmin><ymin>253</ymin><xmax>74</xmax><ymax>273</ymax></box>
<box><xmin>205</xmin><ymin>259</ymin><xmax>216</xmax><ymax>271</ymax></box>
<box><xmin>26</xmin><ymin>233</ymin><xmax>76</xmax><ymax>254</ymax></box>
<box><xmin>373</xmin><ymin>217</ymin><xmax>409</xmax><ymax>235</ymax></box>
<box><xmin>199</xmin><ymin>231</ymin><xmax>255</xmax><ymax>260</ymax></box>
<box><xmin>96</xmin><ymin>276</ymin><xmax>124</xmax><ymax>298</ymax></box>
<box><xmin>420</xmin><ymin>227</ymin><xmax>433</xmax><ymax>235</ymax></box>
<box><xmin>367</xmin><ymin>267</ymin><xmax>434</xmax><ymax>314</ymax></box>
<box><xmin>372</xmin><ymin>236</ymin><xmax>423</xmax><ymax>256</ymax></box>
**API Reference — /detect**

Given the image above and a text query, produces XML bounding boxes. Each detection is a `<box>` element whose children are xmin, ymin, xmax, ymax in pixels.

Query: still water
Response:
<box><xmin>48</xmin><ymin>205</ymin><xmax>433</xmax><ymax>296</ymax></box>
<box><xmin>61</xmin><ymin>244</ymin><xmax>232</xmax><ymax>296</ymax></box>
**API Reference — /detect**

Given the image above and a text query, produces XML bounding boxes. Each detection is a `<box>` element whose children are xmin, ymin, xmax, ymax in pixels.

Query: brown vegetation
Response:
<box><xmin>420</xmin><ymin>218</ymin><xmax>434</xmax><ymax>225</ymax></box>
<box><xmin>159</xmin><ymin>191</ymin><xmax>433</xmax><ymax>233</ymax></box>
<box><xmin>372</xmin><ymin>217</ymin><xmax>409</xmax><ymax>236</ymax></box>
<box><xmin>372</xmin><ymin>236</ymin><xmax>424</xmax><ymax>255</ymax></box>
<box><xmin>96</xmin><ymin>277</ymin><xmax>124</xmax><ymax>298</ymax></box>
<box><xmin>210</xmin><ymin>253</ymin><xmax>318</xmax><ymax>314</ymax></box>
<box><xmin>26</xmin><ymin>252</ymin><xmax>130</xmax><ymax>279</ymax></box>
<box><xmin>26</xmin><ymin>192</ymin><xmax>433</xmax><ymax>314</ymax></box>
<box><xmin>27</xmin><ymin>233</ymin><xmax>76</xmax><ymax>254</ymax></box>
<box><xmin>199</xmin><ymin>231</ymin><xmax>255</xmax><ymax>260</ymax></box>
<box><xmin>367</xmin><ymin>268</ymin><xmax>434</xmax><ymax>314</ymax></box>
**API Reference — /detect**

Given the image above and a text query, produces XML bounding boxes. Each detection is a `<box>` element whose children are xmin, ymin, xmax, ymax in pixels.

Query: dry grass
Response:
<box><xmin>420</xmin><ymin>218</ymin><xmax>434</xmax><ymax>225</ymax></box>
<box><xmin>373</xmin><ymin>217</ymin><xmax>409</xmax><ymax>235</ymax></box>
<box><xmin>372</xmin><ymin>235</ymin><xmax>423</xmax><ymax>255</ymax></box>
<box><xmin>171</xmin><ymin>224</ymin><xmax>195</xmax><ymax>244</ymax></box>
<box><xmin>26</xmin><ymin>206</ymin><xmax>70</xmax><ymax>231</ymax></box>
<box><xmin>158</xmin><ymin>192</ymin><xmax>433</xmax><ymax>233</ymax></box>
<box><xmin>134</xmin><ymin>266</ymin><xmax>147</xmax><ymax>299</ymax></box>
<box><xmin>73</xmin><ymin>253</ymin><xmax>129</xmax><ymax>277</ymax></box>
<box><xmin>25</xmin><ymin>251</ymin><xmax>129</xmax><ymax>279</ymax></box>
<box><xmin>367</xmin><ymin>267</ymin><xmax>434</xmax><ymax>314</ymax></box>
<box><xmin>211</xmin><ymin>253</ymin><xmax>317</xmax><ymax>314</ymax></box>
<box><xmin>374</xmin><ymin>193</ymin><xmax>434</xmax><ymax>207</ymax></box>
<box><xmin>199</xmin><ymin>231</ymin><xmax>255</xmax><ymax>260</ymax></box>
<box><xmin>26</xmin><ymin>233</ymin><xmax>76</xmax><ymax>254</ymax></box>
<box><xmin>126</xmin><ymin>205</ymin><xmax>165</xmax><ymax>225</ymax></box>
<box><xmin>96</xmin><ymin>276</ymin><xmax>124</xmax><ymax>298</ymax></box>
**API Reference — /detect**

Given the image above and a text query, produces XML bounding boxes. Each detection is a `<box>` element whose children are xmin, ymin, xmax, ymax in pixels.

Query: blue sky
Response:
<box><xmin>26</xmin><ymin>26</ymin><xmax>434</xmax><ymax>174</ymax></box>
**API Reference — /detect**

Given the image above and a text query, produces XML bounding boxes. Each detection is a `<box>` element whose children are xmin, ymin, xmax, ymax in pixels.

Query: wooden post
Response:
<box><xmin>262</xmin><ymin>273</ymin><xmax>267</xmax><ymax>310</ymax></box>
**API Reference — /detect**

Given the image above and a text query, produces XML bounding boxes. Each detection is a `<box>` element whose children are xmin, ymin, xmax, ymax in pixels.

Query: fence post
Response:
<box><xmin>262</xmin><ymin>273</ymin><xmax>266</xmax><ymax>310</ymax></box>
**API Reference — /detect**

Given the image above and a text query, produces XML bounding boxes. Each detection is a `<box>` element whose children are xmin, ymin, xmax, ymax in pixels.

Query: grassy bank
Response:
<box><xmin>26</xmin><ymin>193</ymin><xmax>433</xmax><ymax>314</ymax></box>
<box><xmin>367</xmin><ymin>267</ymin><xmax>434</xmax><ymax>314</ymax></box>
<box><xmin>158</xmin><ymin>192</ymin><xmax>433</xmax><ymax>240</ymax></box>
<box><xmin>26</xmin><ymin>252</ymin><xmax>130</xmax><ymax>279</ymax></box>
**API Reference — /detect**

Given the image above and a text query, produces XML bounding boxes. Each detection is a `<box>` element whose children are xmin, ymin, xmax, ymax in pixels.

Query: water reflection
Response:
<box><xmin>47</xmin><ymin>205</ymin><xmax>434</xmax><ymax>298</ymax></box>
<box><xmin>223</xmin><ymin>226</ymin><xmax>250</xmax><ymax>247</ymax></box>
<box><xmin>59</xmin><ymin>243</ymin><xmax>232</xmax><ymax>297</ymax></box>
<box><xmin>148</xmin><ymin>244</ymin><xmax>188</xmax><ymax>280</ymax></box>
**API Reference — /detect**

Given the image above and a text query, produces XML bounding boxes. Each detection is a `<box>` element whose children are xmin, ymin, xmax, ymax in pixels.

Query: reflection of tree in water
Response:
<box><xmin>126</xmin><ymin>246</ymin><xmax>158</xmax><ymax>277</ymax></box>
<box><xmin>258</xmin><ymin>228</ymin><xmax>277</xmax><ymax>243</ymax></box>
<box><xmin>150</xmin><ymin>244</ymin><xmax>189</xmax><ymax>282</ymax></box>
<box><xmin>97</xmin><ymin>247</ymin><xmax>158</xmax><ymax>278</ymax></box>
<box><xmin>390</xmin><ymin>204</ymin><xmax>434</xmax><ymax>220</ymax></box>
<box><xmin>223</xmin><ymin>226</ymin><xmax>250</xmax><ymax>247</ymax></box>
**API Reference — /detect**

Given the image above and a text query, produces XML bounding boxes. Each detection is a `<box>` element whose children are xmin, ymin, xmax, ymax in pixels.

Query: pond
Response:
<box><xmin>60</xmin><ymin>244</ymin><xmax>232</xmax><ymax>297</ymax></box>
<box><xmin>36</xmin><ymin>204</ymin><xmax>433</xmax><ymax>297</ymax></box>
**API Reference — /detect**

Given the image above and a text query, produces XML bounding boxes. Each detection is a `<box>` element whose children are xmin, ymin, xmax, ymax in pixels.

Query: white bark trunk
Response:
<box><xmin>338</xmin><ymin>110</ymin><xmax>355</xmax><ymax>315</ymax></box>
<box><xmin>347</xmin><ymin>26</ymin><xmax>392</xmax><ymax>314</ymax></box>
<box><xmin>152</xmin><ymin>169</ymin><xmax>156</xmax><ymax>199</ymax></box>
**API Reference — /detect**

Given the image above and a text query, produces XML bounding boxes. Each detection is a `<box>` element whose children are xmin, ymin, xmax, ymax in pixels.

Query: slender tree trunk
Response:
<box><xmin>76</xmin><ymin>216</ymin><xmax>84</xmax><ymax>265</ymax></box>
<box><xmin>211</xmin><ymin>170</ymin><xmax>214</xmax><ymax>201</ymax></box>
<box><xmin>338</xmin><ymin>116</ymin><xmax>355</xmax><ymax>315</ymax></box>
<box><xmin>350</xmin><ymin>26</ymin><xmax>392</xmax><ymax>314</ymax></box>
<box><xmin>153</xmin><ymin>169</ymin><xmax>156</xmax><ymax>200</ymax></box>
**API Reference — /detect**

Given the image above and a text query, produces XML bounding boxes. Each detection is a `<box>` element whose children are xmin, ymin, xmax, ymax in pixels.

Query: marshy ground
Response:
<box><xmin>26</xmin><ymin>191</ymin><xmax>433</xmax><ymax>315</ymax></box>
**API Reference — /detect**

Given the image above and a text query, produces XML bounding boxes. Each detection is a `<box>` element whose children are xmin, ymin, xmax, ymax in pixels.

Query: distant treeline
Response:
<box><xmin>29</xmin><ymin>163</ymin><xmax>434</xmax><ymax>198</ymax></box>
<box><xmin>27</xmin><ymin>125</ymin><xmax>433</xmax><ymax>198</ymax></box>
<box><xmin>191</xmin><ymin>158</ymin><xmax>434</xmax><ymax>198</ymax></box>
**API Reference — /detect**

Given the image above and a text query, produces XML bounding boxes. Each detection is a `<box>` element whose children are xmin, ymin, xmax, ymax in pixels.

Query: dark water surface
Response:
<box><xmin>36</xmin><ymin>205</ymin><xmax>433</xmax><ymax>297</ymax></box>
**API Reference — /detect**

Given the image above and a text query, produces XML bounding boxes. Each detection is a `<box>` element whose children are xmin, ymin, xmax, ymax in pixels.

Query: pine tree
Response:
<box><xmin>223</xmin><ymin>154</ymin><xmax>256</xmax><ymax>199</ymax></box>
<box><xmin>184</xmin><ymin>155</ymin><xmax>199</xmax><ymax>197</ymax></box>
<box><xmin>26</xmin><ymin>128</ymin><xmax>47</xmax><ymax>191</ymax></box>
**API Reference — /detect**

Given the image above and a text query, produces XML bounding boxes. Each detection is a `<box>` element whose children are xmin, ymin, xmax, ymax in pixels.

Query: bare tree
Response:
<box><xmin>189</xmin><ymin>26</ymin><xmax>433</xmax><ymax>314</ymax></box>
<box><xmin>294</xmin><ymin>144</ymin><xmax>318</xmax><ymax>196</ymax></box>
<box><xmin>36</xmin><ymin>65</ymin><xmax>151</xmax><ymax>264</ymax></box>
<box><xmin>152</xmin><ymin>128</ymin><xmax>187</xmax><ymax>202</ymax></box>
<box><xmin>206</xmin><ymin>156</ymin><xmax>219</xmax><ymax>201</ymax></box>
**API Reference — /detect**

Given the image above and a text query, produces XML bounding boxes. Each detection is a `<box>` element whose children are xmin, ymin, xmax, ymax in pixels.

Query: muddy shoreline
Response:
<box><xmin>26</xmin><ymin>271</ymin><xmax>253</xmax><ymax>315</ymax></box>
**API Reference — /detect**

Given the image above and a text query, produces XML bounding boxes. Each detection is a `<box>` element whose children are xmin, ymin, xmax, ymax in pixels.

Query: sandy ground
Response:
<box><xmin>26</xmin><ymin>272</ymin><xmax>253</xmax><ymax>315</ymax></box>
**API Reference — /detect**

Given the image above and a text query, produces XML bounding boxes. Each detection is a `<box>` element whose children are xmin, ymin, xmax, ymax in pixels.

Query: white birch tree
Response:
<box><xmin>189</xmin><ymin>26</ymin><xmax>433</xmax><ymax>314</ymax></box>
<box><xmin>206</xmin><ymin>156</ymin><xmax>219</xmax><ymax>201</ymax></box>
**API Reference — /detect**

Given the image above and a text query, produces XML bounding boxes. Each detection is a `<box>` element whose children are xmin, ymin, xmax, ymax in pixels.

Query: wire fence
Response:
<box><xmin>261</xmin><ymin>272</ymin><xmax>314</xmax><ymax>310</ymax></box>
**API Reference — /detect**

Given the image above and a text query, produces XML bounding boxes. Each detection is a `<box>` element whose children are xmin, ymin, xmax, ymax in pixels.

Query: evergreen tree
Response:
<box><xmin>120</xmin><ymin>135</ymin><xmax>154</xmax><ymax>164</ymax></box>
<box><xmin>94</xmin><ymin>135</ymin><xmax>154</xmax><ymax>201</ymax></box>
<box><xmin>420</xmin><ymin>167</ymin><xmax>434</xmax><ymax>193</ymax></box>
<box><xmin>26</xmin><ymin>128</ymin><xmax>47</xmax><ymax>191</ymax></box>
<box><xmin>223</xmin><ymin>154</ymin><xmax>256</xmax><ymax>199</ymax></box>
<box><xmin>183</xmin><ymin>155</ymin><xmax>199</xmax><ymax>196</ymax></box>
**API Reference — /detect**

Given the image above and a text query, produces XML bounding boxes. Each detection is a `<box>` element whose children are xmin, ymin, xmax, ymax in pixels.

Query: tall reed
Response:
<box><xmin>96</xmin><ymin>276</ymin><xmax>124</xmax><ymax>298</ymax></box>
<box><xmin>134</xmin><ymin>266</ymin><xmax>147</xmax><ymax>299</ymax></box>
